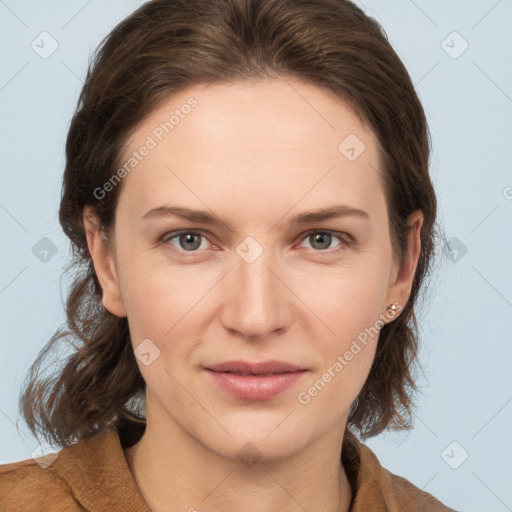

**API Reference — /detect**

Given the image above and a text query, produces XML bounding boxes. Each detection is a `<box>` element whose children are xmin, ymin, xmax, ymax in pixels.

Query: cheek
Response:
<box><xmin>117</xmin><ymin>262</ymin><xmax>206</xmax><ymax>393</ymax></box>
<box><xmin>294</xmin><ymin>255</ymin><xmax>390</xmax><ymax>337</ymax></box>
<box><xmin>292</xmin><ymin>256</ymin><xmax>389</xmax><ymax>395</ymax></box>
<box><xmin>117</xmin><ymin>253</ymin><xmax>214</xmax><ymax>345</ymax></box>
<box><xmin>294</xmin><ymin>278</ymin><xmax>384</xmax><ymax>418</ymax></box>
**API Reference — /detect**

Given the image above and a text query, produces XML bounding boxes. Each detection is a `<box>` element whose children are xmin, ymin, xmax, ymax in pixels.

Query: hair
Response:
<box><xmin>18</xmin><ymin>0</ymin><xmax>439</xmax><ymax>448</ymax></box>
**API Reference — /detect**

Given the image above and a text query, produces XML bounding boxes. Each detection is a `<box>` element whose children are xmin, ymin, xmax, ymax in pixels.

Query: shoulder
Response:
<box><xmin>0</xmin><ymin>457</ymin><xmax>84</xmax><ymax>512</ymax></box>
<box><xmin>381</xmin><ymin>468</ymin><xmax>456</xmax><ymax>511</ymax></box>
<box><xmin>0</xmin><ymin>429</ymin><xmax>121</xmax><ymax>512</ymax></box>
<box><xmin>343</xmin><ymin>430</ymin><xmax>457</xmax><ymax>511</ymax></box>
<box><xmin>0</xmin><ymin>429</ymin><xmax>150</xmax><ymax>512</ymax></box>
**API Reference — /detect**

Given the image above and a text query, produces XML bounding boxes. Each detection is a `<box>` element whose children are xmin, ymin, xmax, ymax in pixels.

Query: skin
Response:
<box><xmin>84</xmin><ymin>77</ymin><xmax>422</xmax><ymax>512</ymax></box>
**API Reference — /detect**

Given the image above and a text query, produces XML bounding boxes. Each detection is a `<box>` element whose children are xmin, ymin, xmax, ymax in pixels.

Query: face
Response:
<box><xmin>85</xmin><ymin>77</ymin><xmax>422</xmax><ymax>462</ymax></box>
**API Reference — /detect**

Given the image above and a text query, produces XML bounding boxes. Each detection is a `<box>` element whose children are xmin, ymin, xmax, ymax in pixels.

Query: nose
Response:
<box><xmin>219</xmin><ymin>243</ymin><xmax>291</xmax><ymax>341</ymax></box>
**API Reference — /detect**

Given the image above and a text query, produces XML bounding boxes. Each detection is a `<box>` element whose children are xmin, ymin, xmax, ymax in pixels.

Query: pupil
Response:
<box><xmin>312</xmin><ymin>233</ymin><xmax>330</xmax><ymax>250</ymax></box>
<box><xmin>181</xmin><ymin>233</ymin><xmax>200</xmax><ymax>250</ymax></box>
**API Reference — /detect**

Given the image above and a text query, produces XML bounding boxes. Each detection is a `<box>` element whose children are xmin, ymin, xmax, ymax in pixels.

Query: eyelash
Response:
<box><xmin>160</xmin><ymin>229</ymin><xmax>352</xmax><ymax>255</ymax></box>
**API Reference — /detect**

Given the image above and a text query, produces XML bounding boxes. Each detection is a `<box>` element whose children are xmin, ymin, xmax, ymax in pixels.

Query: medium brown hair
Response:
<box><xmin>19</xmin><ymin>0</ymin><xmax>438</xmax><ymax>448</ymax></box>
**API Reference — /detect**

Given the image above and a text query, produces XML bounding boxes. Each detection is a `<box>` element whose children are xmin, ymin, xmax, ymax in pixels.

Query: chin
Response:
<box><xmin>197</xmin><ymin>418</ymin><xmax>313</xmax><ymax>463</ymax></box>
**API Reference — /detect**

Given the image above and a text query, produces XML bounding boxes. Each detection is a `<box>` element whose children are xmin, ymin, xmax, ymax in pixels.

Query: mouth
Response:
<box><xmin>204</xmin><ymin>360</ymin><xmax>308</xmax><ymax>400</ymax></box>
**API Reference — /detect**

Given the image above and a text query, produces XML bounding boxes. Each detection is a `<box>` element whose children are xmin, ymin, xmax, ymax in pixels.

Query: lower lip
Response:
<box><xmin>205</xmin><ymin>369</ymin><xmax>307</xmax><ymax>400</ymax></box>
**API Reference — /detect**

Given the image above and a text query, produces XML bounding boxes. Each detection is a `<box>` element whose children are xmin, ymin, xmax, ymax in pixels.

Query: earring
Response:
<box><xmin>387</xmin><ymin>303</ymin><xmax>401</xmax><ymax>312</ymax></box>
<box><xmin>386</xmin><ymin>303</ymin><xmax>402</xmax><ymax>319</ymax></box>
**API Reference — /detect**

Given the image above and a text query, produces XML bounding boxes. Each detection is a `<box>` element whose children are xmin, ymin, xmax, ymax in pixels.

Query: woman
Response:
<box><xmin>0</xmin><ymin>0</ymin><xmax>456</xmax><ymax>510</ymax></box>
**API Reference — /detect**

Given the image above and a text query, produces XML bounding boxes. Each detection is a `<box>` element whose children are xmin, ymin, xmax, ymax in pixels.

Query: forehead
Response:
<box><xmin>117</xmin><ymin>78</ymin><xmax>385</xmax><ymax>221</ymax></box>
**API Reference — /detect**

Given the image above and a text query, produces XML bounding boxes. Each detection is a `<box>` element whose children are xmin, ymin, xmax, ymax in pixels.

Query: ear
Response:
<box><xmin>83</xmin><ymin>205</ymin><xmax>127</xmax><ymax>317</ymax></box>
<box><xmin>385</xmin><ymin>210</ymin><xmax>423</xmax><ymax>315</ymax></box>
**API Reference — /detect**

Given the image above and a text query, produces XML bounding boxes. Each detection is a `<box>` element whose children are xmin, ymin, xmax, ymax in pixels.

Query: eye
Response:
<box><xmin>162</xmin><ymin>231</ymin><xmax>212</xmax><ymax>252</ymax></box>
<box><xmin>297</xmin><ymin>230</ymin><xmax>349</xmax><ymax>253</ymax></box>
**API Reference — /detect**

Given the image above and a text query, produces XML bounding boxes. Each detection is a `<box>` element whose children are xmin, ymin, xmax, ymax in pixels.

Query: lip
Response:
<box><xmin>204</xmin><ymin>360</ymin><xmax>308</xmax><ymax>401</ymax></box>
<box><xmin>205</xmin><ymin>359</ymin><xmax>304</xmax><ymax>375</ymax></box>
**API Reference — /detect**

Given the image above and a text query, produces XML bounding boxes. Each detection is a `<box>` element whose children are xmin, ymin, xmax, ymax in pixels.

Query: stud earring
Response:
<box><xmin>387</xmin><ymin>303</ymin><xmax>401</xmax><ymax>312</ymax></box>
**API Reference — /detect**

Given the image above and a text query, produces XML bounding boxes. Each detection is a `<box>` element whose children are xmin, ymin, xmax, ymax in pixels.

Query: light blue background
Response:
<box><xmin>1</xmin><ymin>1</ymin><xmax>511</xmax><ymax>511</ymax></box>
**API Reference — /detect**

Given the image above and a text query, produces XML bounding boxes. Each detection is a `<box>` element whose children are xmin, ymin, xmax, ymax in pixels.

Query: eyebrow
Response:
<box><xmin>141</xmin><ymin>204</ymin><xmax>369</xmax><ymax>227</ymax></box>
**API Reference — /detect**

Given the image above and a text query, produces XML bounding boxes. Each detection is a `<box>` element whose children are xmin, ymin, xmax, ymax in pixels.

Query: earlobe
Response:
<box><xmin>83</xmin><ymin>206</ymin><xmax>127</xmax><ymax>318</ymax></box>
<box><xmin>385</xmin><ymin>210</ymin><xmax>424</xmax><ymax>316</ymax></box>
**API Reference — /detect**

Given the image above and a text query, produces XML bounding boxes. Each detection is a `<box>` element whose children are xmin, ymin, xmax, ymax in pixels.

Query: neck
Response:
<box><xmin>123</xmin><ymin>416</ymin><xmax>353</xmax><ymax>512</ymax></box>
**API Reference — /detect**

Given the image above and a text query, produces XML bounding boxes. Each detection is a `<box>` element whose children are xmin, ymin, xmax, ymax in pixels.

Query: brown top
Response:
<box><xmin>0</xmin><ymin>427</ymin><xmax>456</xmax><ymax>511</ymax></box>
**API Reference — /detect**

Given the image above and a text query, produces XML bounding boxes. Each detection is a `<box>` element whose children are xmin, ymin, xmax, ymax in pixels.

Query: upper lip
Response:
<box><xmin>205</xmin><ymin>360</ymin><xmax>305</xmax><ymax>375</ymax></box>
